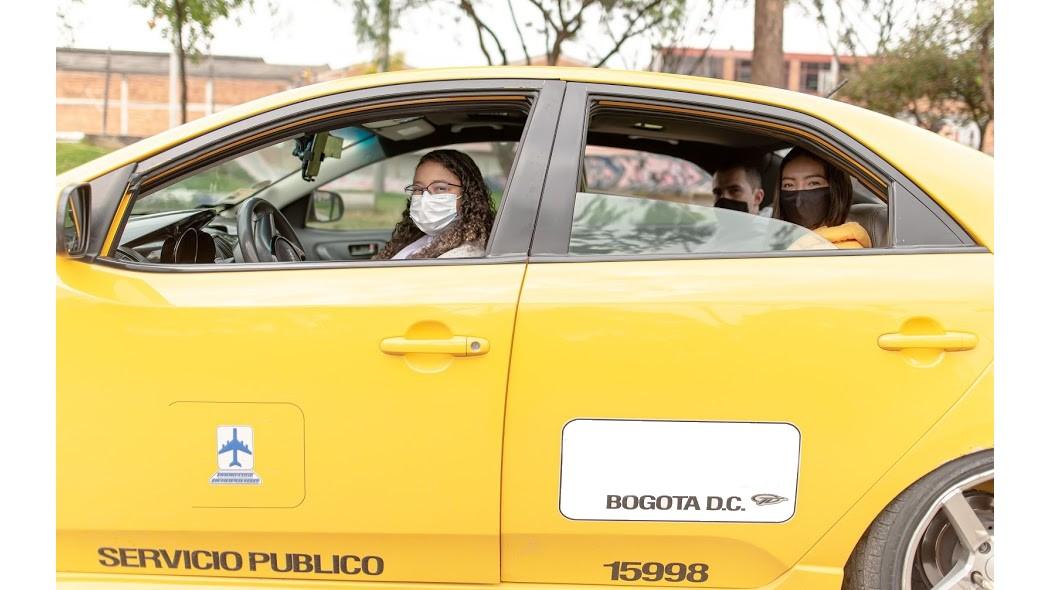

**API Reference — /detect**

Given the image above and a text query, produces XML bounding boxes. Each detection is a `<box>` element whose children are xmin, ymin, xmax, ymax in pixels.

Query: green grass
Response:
<box><xmin>175</xmin><ymin>162</ymin><xmax>256</xmax><ymax>193</ymax></box>
<box><xmin>56</xmin><ymin>142</ymin><xmax>114</xmax><ymax>174</ymax></box>
<box><xmin>310</xmin><ymin>193</ymin><xmax>409</xmax><ymax>230</ymax></box>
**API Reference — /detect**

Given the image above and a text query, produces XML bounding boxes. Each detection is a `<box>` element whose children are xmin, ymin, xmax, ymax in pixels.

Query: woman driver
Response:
<box><xmin>374</xmin><ymin>149</ymin><xmax>495</xmax><ymax>260</ymax></box>
<box><xmin>776</xmin><ymin>147</ymin><xmax>872</xmax><ymax>249</ymax></box>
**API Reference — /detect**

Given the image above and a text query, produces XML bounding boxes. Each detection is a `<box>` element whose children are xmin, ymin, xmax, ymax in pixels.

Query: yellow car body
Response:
<box><xmin>57</xmin><ymin>67</ymin><xmax>992</xmax><ymax>590</ymax></box>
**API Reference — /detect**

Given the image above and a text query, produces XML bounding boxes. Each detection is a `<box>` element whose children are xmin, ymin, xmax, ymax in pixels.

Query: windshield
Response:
<box><xmin>130</xmin><ymin>127</ymin><xmax>375</xmax><ymax>215</ymax></box>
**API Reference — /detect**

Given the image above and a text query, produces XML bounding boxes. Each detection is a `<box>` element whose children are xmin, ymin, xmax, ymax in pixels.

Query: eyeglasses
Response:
<box><xmin>404</xmin><ymin>181</ymin><xmax>463</xmax><ymax>196</ymax></box>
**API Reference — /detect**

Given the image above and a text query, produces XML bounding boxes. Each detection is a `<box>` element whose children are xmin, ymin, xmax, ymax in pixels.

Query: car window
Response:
<box><xmin>562</xmin><ymin>105</ymin><xmax>891</xmax><ymax>255</ymax></box>
<box><xmin>307</xmin><ymin>141</ymin><xmax>515</xmax><ymax>231</ymax></box>
<box><xmin>583</xmin><ymin>146</ymin><xmax>713</xmax><ymax>206</ymax></box>
<box><xmin>569</xmin><ymin>192</ymin><xmax>829</xmax><ymax>255</ymax></box>
<box><xmin>575</xmin><ymin>145</ymin><xmax>827</xmax><ymax>254</ymax></box>
<box><xmin>130</xmin><ymin>139</ymin><xmax>300</xmax><ymax>215</ymax></box>
<box><xmin>129</xmin><ymin>128</ymin><xmax>377</xmax><ymax>216</ymax></box>
<box><xmin>111</xmin><ymin>100</ymin><xmax>535</xmax><ymax>266</ymax></box>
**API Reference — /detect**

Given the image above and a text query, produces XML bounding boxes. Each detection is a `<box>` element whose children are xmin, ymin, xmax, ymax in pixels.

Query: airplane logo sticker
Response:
<box><xmin>209</xmin><ymin>426</ymin><xmax>262</xmax><ymax>486</ymax></box>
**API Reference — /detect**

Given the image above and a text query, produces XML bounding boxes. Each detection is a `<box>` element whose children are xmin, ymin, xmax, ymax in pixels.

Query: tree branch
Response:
<box><xmin>592</xmin><ymin>0</ymin><xmax>663</xmax><ymax>68</ymax></box>
<box><xmin>525</xmin><ymin>0</ymin><xmax>557</xmax><ymax>63</ymax></box>
<box><xmin>977</xmin><ymin>18</ymin><xmax>993</xmax><ymax>114</ymax></box>
<box><xmin>525</xmin><ymin>0</ymin><xmax>560</xmax><ymax>32</ymax></box>
<box><xmin>521</xmin><ymin>0</ymin><xmax>601</xmax><ymax>65</ymax></box>
<box><xmin>459</xmin><ymin>0</ymin><xmax>509</xmax><ymax>65</ymax></box>
<box><xmin>481</xmin><ymin>20</ymin><xmax>509</xmax><ymax>65</ymax></box>
<box><xmin>472</xmin><ymin>19</ymin><xmax>494</xmax><ymax>64</ymax></box>
<box><xmin>507</xmin><ymin>0</ymin><xmax>531</xmax><ymax>64</ymax></box>
<box><xmin>564</xmin><ymin>0</ymin><xmax>598</xmax><ymax>35</ymax></box>
<box><xmin>658</xmin><ymin>1</ymin><xmax>721</xmax><ymax>75</ymax></box>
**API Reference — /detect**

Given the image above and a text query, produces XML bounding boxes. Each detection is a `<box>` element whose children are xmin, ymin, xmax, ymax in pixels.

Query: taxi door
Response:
<box><xmin>58</xmin><ymin>261</ymin><xmax>519</xmax><ymax>583</ymax></box>
<box><xmin>57</xmin><ymin>81</ymin><xmax>564</xmax><ymax>585</ymax></box>
<box><xmin>499</xmin><ymin>84</ymin><xmax>993</xmax><ymax>588</ymax></box>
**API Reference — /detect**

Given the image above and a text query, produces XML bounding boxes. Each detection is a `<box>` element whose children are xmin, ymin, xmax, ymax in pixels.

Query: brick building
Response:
<box><xmin>56</xmin><ymin>47</ymin><xmax>330</xmax><ymax>139</ymax></box>
<box><xmin>655</xmin><ymin>47</ymin><xmax>876</xmax><ymax>95</ymax></box>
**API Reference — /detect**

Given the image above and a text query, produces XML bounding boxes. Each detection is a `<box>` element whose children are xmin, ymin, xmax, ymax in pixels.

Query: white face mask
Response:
<box><xmin>410</xmin><ymin>191</ymin><xmax>459</xmax><ymax>235</ymax></box>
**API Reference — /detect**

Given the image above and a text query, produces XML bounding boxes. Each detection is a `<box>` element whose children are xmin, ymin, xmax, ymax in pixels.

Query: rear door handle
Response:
<box><xmin>878</xmin><ymin>331</ymin><xmax>977</xmax><ymax>351</ymax></box>
<box><xmin>380</xmin><ymin>336</ymin><xmax>490</xmax><ymax>356</ymax></box>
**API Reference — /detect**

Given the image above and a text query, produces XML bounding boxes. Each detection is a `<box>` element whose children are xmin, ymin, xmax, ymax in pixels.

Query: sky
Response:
<box><xmin>57</xmin><ymin>0</ymin><xmax>930</xmax><ymax>70</ymax></box>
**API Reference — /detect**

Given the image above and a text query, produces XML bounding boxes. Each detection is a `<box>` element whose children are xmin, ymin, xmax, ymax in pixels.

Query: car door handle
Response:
<box><xmin>348</xmin><ymin>242</ymin><xmax>380</xmax><ymax>258</ymax></box>
<box><xmin>380</xmin><ymin>336</ymin><xmax>490</xmax><ymax>356</ymax></box>
<box><xmin>877</xmin><ymin>331</ymin><xmax>977</xmax><ymax>351</ymax></box>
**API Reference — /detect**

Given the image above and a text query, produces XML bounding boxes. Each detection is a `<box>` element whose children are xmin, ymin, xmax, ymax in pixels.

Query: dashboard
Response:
<box><xmin>114</xmin><ymin>209</ymin><xmax>240</xmax><ymax>264</ymax></box>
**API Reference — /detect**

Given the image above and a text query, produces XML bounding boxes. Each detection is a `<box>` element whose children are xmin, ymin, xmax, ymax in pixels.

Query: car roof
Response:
<box><xmin>58</xmin><ymin>66</ymin><xmax>992</xmax><ymax>248</ymax></box>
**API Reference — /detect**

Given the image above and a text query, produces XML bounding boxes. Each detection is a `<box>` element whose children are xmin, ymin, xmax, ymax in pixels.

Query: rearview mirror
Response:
<box><xmin>57</xmin><ymin>183</ymin><xmax>91</xmax><ymax>257</ymax></box>
<box><xmin>307</xmin><ymin>190</ymin><xmax>345</xmax><ymax>224</ymax></box>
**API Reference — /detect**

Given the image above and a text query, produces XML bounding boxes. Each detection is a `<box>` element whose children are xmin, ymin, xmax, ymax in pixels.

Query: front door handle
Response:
<box><xmin>380</xmin><ymin>335</ymin><xmax>490</xmax><ymax>356</ymax></box>
<box><xmin>878</xmin><ymin>331</ymin><xmax>977</xmax><ymax>352</ymax></box>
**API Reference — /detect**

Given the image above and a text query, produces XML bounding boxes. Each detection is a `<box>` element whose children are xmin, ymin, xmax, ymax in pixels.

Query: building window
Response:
<box><xmin>658</xmin><ymin>54</ymin><xmax>725</xmax><ymax>79</ymax></box>
<box><xmin>800</xmin><ymin>61</ymin><xmax>831</xmax><ymax>93</ymax></box>
<box><xmin>735</xmin><ymin>59</ymin><xmax>751</xmax><ymax>82</ymax></box>
<box><xmin>698</xmin><ymin>56</ymin><xmax>725</xmax><ymax>79</ymax></box>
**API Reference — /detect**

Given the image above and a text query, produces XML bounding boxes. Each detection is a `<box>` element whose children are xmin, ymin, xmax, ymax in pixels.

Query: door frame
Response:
<box><xmin>530</xmin><ymin>82</ymin><xmax>980</xmax><ymax>258</ymax></box>
<box><xmin>90</xmin><ymin>79</ymin><xmax>567</xmax><ymax>269</ymax></box>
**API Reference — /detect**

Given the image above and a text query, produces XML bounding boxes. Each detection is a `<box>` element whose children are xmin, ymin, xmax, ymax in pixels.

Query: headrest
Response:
<box><xmin>847</xmin><ymin>203</ymin><xmax>890</xmax><ymax>248</ymax></box>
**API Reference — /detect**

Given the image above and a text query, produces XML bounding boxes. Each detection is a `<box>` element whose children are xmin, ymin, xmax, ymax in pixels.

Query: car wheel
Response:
<box><xmin>843</xmin><ymin>450</ymin><xmax>994</xmax><ymax>590</ymax></box>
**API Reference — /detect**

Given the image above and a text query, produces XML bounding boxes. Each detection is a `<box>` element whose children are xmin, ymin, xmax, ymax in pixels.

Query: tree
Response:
<box><xmin>648</xmin><ymin>1</ymin><xmax>723</xmax><ymax>76</ymax></box>
<box><xmin>343</xmin><ymin>0</ymin><xmax>424</xmax><ymax>196</ymax></box>
<box><xmin>749</xmin><ymin>0</ymin><xmax>903</xmax><ymax>91</ymax></box>
<box><xmin>133</xmin><ymin>0</ymin><xmax>251</xmax><ymax>124</ymax></box>
<box><xmin>450</xmin><ymin>0</ymin><xmax>690</xmax><ymax>68</ymax></box>
<box><xmin>349</xmin><ymin>0</ymin><xmax>392</xmax><ymax>72</ymax></box>
<box><xmin>429</xmin><ymin>0</ymin><xmax>696</xmax><ymax>180</ymax></box>
<box><xmin>343</xmin><ymin>0</ymin><xmax>429</xmax><ymax>72</ymax></box>
<box><xmin>752</xmin><ymin>0</ymin><xmax>784</xmax><ymax>87</ymax></box>
<box><xmin>842</xmin><ymin>0</ymin><xmax>993</xmax><ymax>150</ymax></box>
<box><xmin>359</xmin><ymin>52</ymin><xmax>409</xmax><ymax>75</ymax></box>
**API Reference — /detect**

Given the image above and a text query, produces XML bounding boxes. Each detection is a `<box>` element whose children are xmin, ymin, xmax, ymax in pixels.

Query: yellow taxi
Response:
<box><xmin>56</xmin><ymin>66</ymin><xmax>993</xmax><ymax>590</ymax></box>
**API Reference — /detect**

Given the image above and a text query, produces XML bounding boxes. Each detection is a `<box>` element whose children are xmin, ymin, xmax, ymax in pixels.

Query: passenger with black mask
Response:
<box><xmin>712</xmin><ymin>163</ymin><xmax>765</xmax><ymax>215</ymax></box>
<box><xmin>775</xmin><ymin>147</ymin><xmax>871</xmax><ymax>249</ymax></box>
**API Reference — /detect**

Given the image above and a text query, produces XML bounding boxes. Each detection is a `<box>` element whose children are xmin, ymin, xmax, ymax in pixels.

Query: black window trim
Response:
<box><xmin>80</xmin><ymin>162</ymin><xmax>137</xmax><ymax>261</ymax></box>
<box><xmin>137</xmin><ymin>97</ymin><xmax>538</xmax><ymax>198</ymax></box>
<box><xmin>95</xmin><ymin>253</ymin><xmax>531</xmax><ymax>273</ymax></box>
<box><xmin>530</xmin><ymin>82</ymin><xmax>978</xmax><ymax>260</ymax></box>
<box><xmin>137</xmin><ymin>79</ymin><xmax>548</xmax><ymax>179</ymax></box>
<box><xmin>99</xmin><ymin>78</ymin><xmax>567</xmax><ymax>271</ymax></box>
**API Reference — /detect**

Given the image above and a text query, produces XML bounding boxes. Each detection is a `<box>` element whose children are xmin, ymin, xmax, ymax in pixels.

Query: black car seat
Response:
<box><xmin>847</xmin><ymin>203</ymin><xmax>889</xmax><ymax>248</ymax></box>
<box><xmin>757</xmin><ymin>152</ymin><xmax>780</xmax><ymax>210</ymax></box>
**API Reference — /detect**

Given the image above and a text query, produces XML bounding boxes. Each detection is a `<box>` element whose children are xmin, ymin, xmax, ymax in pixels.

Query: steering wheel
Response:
<box><xmin>236</xmin><ymin>197</ymin><xmax>307</xmax><ymax>263</ymax></box>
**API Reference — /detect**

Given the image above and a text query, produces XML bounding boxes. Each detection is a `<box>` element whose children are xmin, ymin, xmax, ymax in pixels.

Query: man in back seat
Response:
<box><xmin>712</xmin><ymin>162</ymin><xmax>766</xmax><ymax>216</ymax></box>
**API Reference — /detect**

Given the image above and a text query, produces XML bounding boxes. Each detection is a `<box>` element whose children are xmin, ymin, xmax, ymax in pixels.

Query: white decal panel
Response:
<box><xmin>559</xmin><ymin>419</ymin><xmax>800</xmax><ymax>523</ymax></box>
<box><xmin>210</xmin><ymin>425</ymin><xmax>262</xmax><ymax>486</ymax></box>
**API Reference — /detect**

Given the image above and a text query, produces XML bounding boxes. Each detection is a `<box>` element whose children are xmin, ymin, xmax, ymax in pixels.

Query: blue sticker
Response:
<box><xmin>210</xmin><ymin>426</ymin><xmax>262</xmax><ymax>486</ymax></box>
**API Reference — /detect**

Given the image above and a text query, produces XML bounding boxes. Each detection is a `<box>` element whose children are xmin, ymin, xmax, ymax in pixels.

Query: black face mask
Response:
<box><xmin>779</xmin><ymin>187</ymin><xmax>831</xmax><ymax>229</ymax></box>
<box><xmin>714</xmin><ymin>197</ymin><xmax>750</xmax><ymax>213</ymax></box>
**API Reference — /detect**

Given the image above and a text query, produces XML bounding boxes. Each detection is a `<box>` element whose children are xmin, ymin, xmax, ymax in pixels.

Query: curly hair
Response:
<box><xmin>773</xmin><ymin>146</ymin><xmax>853</xmax><ymax>228</ymax></box>
<box><xmin>374</xmin><ymin>149</ymin><xmax>496</xmax><ymax>260</ymax></box>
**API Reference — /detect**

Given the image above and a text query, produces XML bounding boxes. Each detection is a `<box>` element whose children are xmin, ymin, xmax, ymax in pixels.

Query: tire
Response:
<box><xmin>843</xmin><ymin>449</ymin><xmax>994</xmax><ymax>590</ymax></box>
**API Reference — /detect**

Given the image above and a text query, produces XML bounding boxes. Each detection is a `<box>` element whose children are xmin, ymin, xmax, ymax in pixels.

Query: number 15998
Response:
<box><xmin>603</xmin><ymin>561</ymin><xmax>710</xmax><ymax>583</ymax></box>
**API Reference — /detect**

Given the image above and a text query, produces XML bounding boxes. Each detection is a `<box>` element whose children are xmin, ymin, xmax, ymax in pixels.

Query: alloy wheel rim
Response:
<box><xmin>902</xmin><ymin>469</ymin><xmax>994</xmax><ymax>590</ymax></box>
